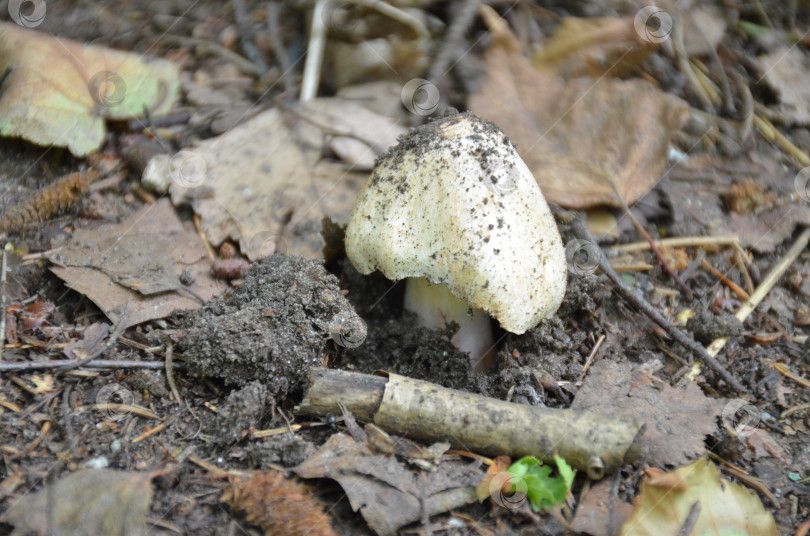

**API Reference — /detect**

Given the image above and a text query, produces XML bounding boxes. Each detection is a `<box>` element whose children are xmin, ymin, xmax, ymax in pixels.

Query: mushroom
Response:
<box><xmin>344</xmin><ymin>112</ymin><xmax>566</xmax><ymax>371</ymax></box>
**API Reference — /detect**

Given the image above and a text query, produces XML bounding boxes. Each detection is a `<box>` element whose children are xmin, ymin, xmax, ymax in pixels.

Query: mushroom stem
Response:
<box><xmin>404</xmin><ymin>277</ymin><xmax>495</xmax><ymax>372</ymax></box>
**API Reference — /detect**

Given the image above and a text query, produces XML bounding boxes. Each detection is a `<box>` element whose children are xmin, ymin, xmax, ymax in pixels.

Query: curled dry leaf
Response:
<box><xmin>1</xmin><ymin>469</ymin><xmax>154</xmax><ymax>536</ymax></box>
<box><xmin>469</xmin><ymin>8</ymin><xmax>688</xmax><ymax>209</ymax></box>
<box><xmin>168</xmin><ymin>108</ymin><xmax>367</xmax><ymax>261</ymax></box>
<box><xmin>0</xmin><ymin>22</ymin><xmax>179</xmax><ymax>157</ymax></box>
<box><xmin>49</xmin><ymin>199</ymin><xmax>225</xmax><ymax>328</ymax></box>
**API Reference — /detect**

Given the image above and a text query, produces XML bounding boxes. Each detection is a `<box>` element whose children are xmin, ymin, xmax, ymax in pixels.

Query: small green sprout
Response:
<box><xmin>507</xmin><ymin>455</ymin><xmax>575</xmax><ymax>512</ymax></box>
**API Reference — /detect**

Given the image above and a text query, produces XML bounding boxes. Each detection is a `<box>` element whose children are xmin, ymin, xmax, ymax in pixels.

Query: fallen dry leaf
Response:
<box><xmin>758</xmin><ymin>46</ymin><xmax>810</xmax><ymax>126</ymax></box>
<box><xmin>531</xmin><ymin>16</ymin><xmax>654</xmax><ymax>79</ymax></box>
<box><xmin>63</xmin><ymin>322</ymin><xmax>110</xmax><ymax>360</ymax></box>
<box><xmin>168</xmin><ymin>107</ymin><xmax>368</xmax><ymax>261</ymax></box>
<box><xmin>294</xmin><ymin>433</ymin><xmax>479</xmax><ymax>536</ymax></box>
<box><xmin>620</xmin><ymin>458</ymin><xmax>777</xmax><ymax>536</ymax></box>
<box><xmin>572</xmin><ymin>360</ymin><xmax>723</xmax><ymax>467</ymax></box>
<box><xmin>663</xmin><ymin>151</ymin><xmax>810</xmax><ymax>252</ymax></box>
<box><xmin>0</xmin><ymin>22</ymin><xmax>179</xmax><ymax>156</ymax></box>
<box><xmin>469</xmin><ymin>7</ymin><xmax>688</xmax><ymax>209</ymax></box>
<box><xmin>681</xmin><ymin>5</ymin><xmax>727</xmax><ymax>56</ymax></box>
<box><xmin>294</xmin><ymin>98</ymin><xmax>407</xmax><ymax>170</ymax></box>
<box><xmin>50</xmin><ymin>199</ymin><xmax>225</xmax><ymax>328</ymax></box>
<box><xmin>571</xmin><ymin>479</ymin><xmax>633</xmax><ymax>536</ymax></box>
<box><xmin>1</xmin><ymin>469</ymin><xmax>154</xmax><ymax>536</ymax></box>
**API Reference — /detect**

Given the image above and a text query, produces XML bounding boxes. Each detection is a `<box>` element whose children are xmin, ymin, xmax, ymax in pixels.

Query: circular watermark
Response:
<box><xmin>8</xmin><ymin>0</ymin><xmax>46</xmax><ymax>28</ymax></box>
<box><xmin>246</xmin><ymin>231</ymin><xmax>287</xmax><ymax>260</ymax></box>
<box><xmin>170</xmin><ymin>150</ymin><xmax>207</xmax><ymax>189</ymax></box>
<box><xmin>565</xmin><ymin>239</ymin><xmax>601</xmax><ymax>275</ymax></box>
<box><xmin>329</xmin><ymin>311</ymin><xmax>367</xmax><ymax>349</ymax></box>
<box><xmin>95</xmin><ymin>384</ymin><xmax>134</xmax><ymax>421</ymax></box>
<box><xmin>634</xmin><ymin>6</ymin><xmax>673</xmax><ymax>44</ymax></box>
<box><xmin>489</xmin><ymin>470</ymin><xmax>528</xmax><ymax>510</ymax></box>
<box><xmin>793</xmin><ymin>167</ymin><xmax>810</xmax><ymax>202</ymax></box>
<box><xmin>321</xmin><ymin>1</ymin><xmax>358</xmax><ymax>33</ymax></box>
<box><xmin>485</xmin><ymin>162</ymin><xmax>520</xmax><ymax>196</ymax></box>
<box><xmin>722</xmin><ymin>399</ymin><xmax>761</xmax><ymax>438</ymax></box>
<box><xmin>88</xmin><ymin>71</ymin><xmax>127</xmax><ymax>109</ymax></box>
<box><xmin>401</xmin><ymin>78</ymin><xmax>440</xmax><ymax>116</ymax></box>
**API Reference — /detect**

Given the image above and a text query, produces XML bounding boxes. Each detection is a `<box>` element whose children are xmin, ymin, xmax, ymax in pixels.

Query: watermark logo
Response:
<box><xmin>401</xmin><ymin>78</ymin><xmax>440</xmax><ymax>116</ymax></box>
<box><xmin>95</xmin><ymin>384</ymin><xmax>134</xmax><ymax>421</ymax></box>
<box><xmin>329</xmin><ymin>311</ymin><xmax>367</xmax><ymax>348</ymax></box>
<box><xmin>322</xmin><ymin>1</ymin><xmax>358</xmax><ymax>33</ymax></box>
<box><xmin>170</xmin><ymin>150</ymin><xmax>207</xmax><ymax>189</ymax></box>
<box><xmin>565</xmin><ymin>239</ymin><xmax>601</xmax><ymax>275</ymax></box>
<box><xmin>489</xmin><ymin>470</ymin><xmax>528</xmax><ymax>510</ymax></box>
<box><xmin>485</xmin><ymin>162</ymin><xmax>519</xmax><ymax>196</ymax></box>
<box><xmin>9</xmin><ymin>0</ymin><xmax>46</xmax><ymax>28</ymax></box>
<box><xmin>88</xmin><ymin>71</ymin><xmax>127</xmax><ymax>109</ymax></box>
<box><xmin>246</xmin><ymin>231</ymin><xmax>286</xmax><ymax>260</ymax></box>
<box><xmin>722</xmin><ymin>399</ymin><xmax>761</xmax><ymax>438</ymax></box>
<box><xmin>634</xmin><ymin>6</ymin><xmax>673</xmax><ymax>44</ymax></box>
<box><xmin>794</xmin><ymin>167</ymin><xmax>810</xmax><ymax>202</ymax></box>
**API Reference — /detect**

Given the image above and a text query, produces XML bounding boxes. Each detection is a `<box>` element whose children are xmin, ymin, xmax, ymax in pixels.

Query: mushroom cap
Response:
<box><xmin>345</xmin><ymin>112</ymin><xmax>567</xmax><ymax>334</ymax></box>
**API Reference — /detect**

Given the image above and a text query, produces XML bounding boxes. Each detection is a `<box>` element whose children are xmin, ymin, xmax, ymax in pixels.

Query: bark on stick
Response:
<box><xmin>297</xmin><ymin>368</ymin><xmax>646</xmax><ymax>479</ymax></box>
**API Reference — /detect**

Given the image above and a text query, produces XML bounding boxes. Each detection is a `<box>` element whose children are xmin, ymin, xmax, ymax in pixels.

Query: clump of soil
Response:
<box><xmin>206</xmin><ymin>381</ymin><xmax>267</xmax><ymax>447</ymax></box>
<box><xmin>179</xmin><ymin>254</ymin><xmax>358</xmax><ymax>394</ymax></box>
<box><xmin>686</xmin><ymin>310</ymin><xmax>744</xmax><ymax>344</ymax></box>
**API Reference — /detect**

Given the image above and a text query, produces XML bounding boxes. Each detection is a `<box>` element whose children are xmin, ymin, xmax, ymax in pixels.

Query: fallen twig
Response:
<box><xmin>0</xmin><ymin>359</ymin><xmax>172</xmax><ymax>372</ymax></box>
<box><xmin>296</xmin><ymin>368</ymin><xmax>646</xmax><ymax>479</ymax></box>
<box><xmin>232</xmin><ymin>0</ymin><xmax>269</xmax><ymax>74</ymax></box>
<box><xmin>701</xmin><ymin>258</ymin><xmax>750</xmax><ymax>300</ymax></box>
<box><xmin>0</xmin><ymin>244</ymin><xmax>8</xmax><ymax>364</ymax></box>
<box><xmin>568</xmin><ymin>214</ymin><xmax>747</xmax><ymax>393</ymax></box>
<box><xmin>609</xmin><ymin>235</ymin><xmax>740</xmax><ymax>253</ymax></box>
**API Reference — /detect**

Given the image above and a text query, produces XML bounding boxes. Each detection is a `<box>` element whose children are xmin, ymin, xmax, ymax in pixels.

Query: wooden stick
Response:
<box><xmin>700</xmin><ymin>258</ymin><xmax>750</xmax><ymax>300</ymax></box>
<box><xmin>0</xmin><ymin>359</ymin><xmax>171</xmax><ymax>372</ymax></box>
<box><xmin>609</xmin><ymin>235</ymin><xmax>740</xmax><ymax>254</ymax></box>
<box><xmin>296</xmin><ymin>368</ymin><xmax>646</xmax><ymax>479</ymax></box>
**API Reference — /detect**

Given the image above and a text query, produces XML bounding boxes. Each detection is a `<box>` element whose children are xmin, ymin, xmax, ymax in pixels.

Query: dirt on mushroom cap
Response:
<box><xmin>345</xmin><ymin>111</ymin><xmax>567</xmax><ymax>334</ymax></box>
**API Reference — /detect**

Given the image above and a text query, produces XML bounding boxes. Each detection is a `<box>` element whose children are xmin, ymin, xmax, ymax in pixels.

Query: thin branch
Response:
<box><xmin>567</xmin><ymin>214</ymin><xmax>746</xmax><ymax>393</ymax></box>
<box><xmin>0</xmin><ymin>359</ymin><xmax>173</xmax><ymax>372</ymax></box>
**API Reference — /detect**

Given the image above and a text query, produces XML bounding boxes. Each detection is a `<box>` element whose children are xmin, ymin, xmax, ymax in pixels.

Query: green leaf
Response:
<box><xmin>507</xmin><ymin>456</ymin><xmax>576</xmax><ymax>512</ymax></box>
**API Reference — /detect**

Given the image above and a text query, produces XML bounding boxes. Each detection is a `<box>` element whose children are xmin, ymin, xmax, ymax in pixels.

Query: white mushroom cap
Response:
<box><xmin>345</xmin><ymin>112</ymin><xmax>567</xmax><ymax>334</ymax></box>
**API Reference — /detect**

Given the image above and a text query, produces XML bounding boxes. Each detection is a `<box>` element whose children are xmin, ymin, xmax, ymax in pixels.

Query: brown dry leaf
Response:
<box><xmin>294</xmin><ymin>98</ymin><xmax>407</xmax><ymax>171</ymax></box>
<box><xmin>572</xmin><ymin>360</ymin><xmax>723</xmax><ymax>467</ymax></box>
<box><xmin>571</xmin><ymin>479</ymin><xmax>633</xmax><ymax>536</ymax></box>
<box><xmin>746</xmin><ymin>428</ymin><xmax>785</xmax><ymax>460</ymax></box>
<box><xmin>168</xmin><ymin>108</ymin><xmax>367</xmax><ymax>261</ymax></box>
<box><xmin>1</xmin><ymin>469</ymin><xmax>154</xmax><ymax>536</ymax></box>
<box><xmin>531</xmin><ymin>16</ymin><xmax>654</xmax><ymax>79</ymax></box>
<box><xmin>0</xmin><ymin>22</ymin><xmax>179</xmax><ymax>157</ymax></box>
<box><xmin>63</xmin><ymin>322</ymin><xmax>110</xmax><ymax>360</ymax></box>
<box><xmin>28</xmin><ymin>374</ymin><xmax>54</xmax><ymax>394</ymax></box>
<box><xmin>474</xmin><ymin>455</ymin><xmax>511</xmax><ymax>502</ymax></box>
<box><xmin>50</xmin><ymin>199</ymin><xmax>225</xmax><ymax>329</ymax></box>
<box><xmin>223</xmin><ymin>471</ymin><xmax>338</xmax><ymax>536</ymax></box>
<box><xmin>469</xmin><ymin>7</ymin><xmax>688</xmax><ymax>209</ymax></box>
<box><xmin>663</xmin><ymin>152</ymin><xmax>810</xmax><ymax>252</ymax></box>
<box><xmin>620</xmin><ymin>458</ymin><xmax>777</xmax><ymax>536</ymax></box>
<box><xmin>758</xmin><ymin>46</ymin><xmax>810</xmax><ymax>126</ymax></box>
<box><xmin>681</xmin><ymin>5</ymin><xmax>727</xmax><ymax>56</ymax></box>
<box><xmin>294</xmin><ymin>433</ymin><xmax>480</xmax><ymax>536</ymax></box>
